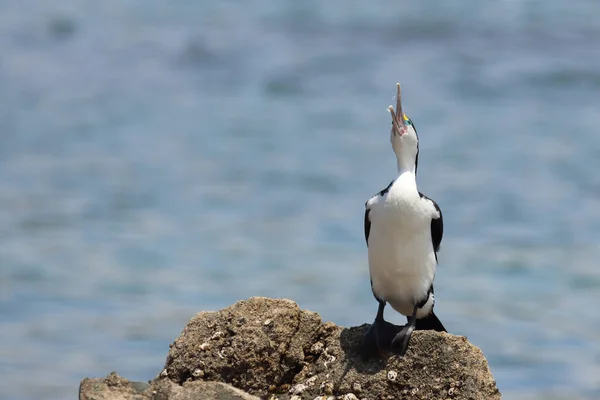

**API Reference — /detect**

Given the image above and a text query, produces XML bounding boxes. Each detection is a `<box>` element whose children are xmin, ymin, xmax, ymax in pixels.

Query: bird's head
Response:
<box><xmin>388</xmin><ymin>83</ymin><xmax>419</xmax><ymax>174</ymax></box>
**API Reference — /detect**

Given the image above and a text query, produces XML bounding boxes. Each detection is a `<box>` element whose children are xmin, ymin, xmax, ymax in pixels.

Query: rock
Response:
<box><xmin>163</xmin><ymin>297</ymin><xmax>322</xmax><ymax>395</ymax></box>
<box><xmin>79</xmin><ymin>372</ymin><xmax>151</xmax><ymax>400</ymax></box>
<box><xmin>153</xmin><ymin>379</ymin><xmax>261</xmax><ymax>400</ymax></box>
<box><xmin>80</xmin><ymin>297</ymin><xmax>501</xmax><ymax>400</ymax></box>
<box><xmin>79</xmin><ymin>372</ymin><xmax>260</xmax><ymax>400</ymax></box>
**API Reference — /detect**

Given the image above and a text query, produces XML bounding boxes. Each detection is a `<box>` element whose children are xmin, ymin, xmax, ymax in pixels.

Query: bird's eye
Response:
<box><xmin>403</xmin><ymin>114</ymin><xmax>412</xmax><ymax>126</ymax></box>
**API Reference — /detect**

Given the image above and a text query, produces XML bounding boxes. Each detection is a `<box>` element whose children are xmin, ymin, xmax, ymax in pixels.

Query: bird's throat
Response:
<box><xmin>396</xmin><ymin>156</ymin><xmax>417</xmax><ymax>175</ymax></box>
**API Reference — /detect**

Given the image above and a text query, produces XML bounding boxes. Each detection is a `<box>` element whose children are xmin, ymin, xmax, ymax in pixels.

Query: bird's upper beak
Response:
<box><xmin>389</xmin><ymin>83</ymin><xmax>407</xmax><ymax>137</ymax></box>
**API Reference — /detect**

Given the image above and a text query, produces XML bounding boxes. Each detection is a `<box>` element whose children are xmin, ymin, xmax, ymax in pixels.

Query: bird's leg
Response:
<box><xmin>391</xmin><ymin>304</ymin><xmax>418</xmax><ymax>356</ymax></box>
<box><xmin>360</xmin><ymin>300</ymin><xmax>400</xmax><ymax>359</ymax></box>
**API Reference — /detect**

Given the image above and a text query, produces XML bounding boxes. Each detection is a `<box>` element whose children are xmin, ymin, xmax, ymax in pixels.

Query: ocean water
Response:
<box><xmin>1</xmin><ymin>1</ymin><xmax>600</xmax><ymax>399</ymax></box>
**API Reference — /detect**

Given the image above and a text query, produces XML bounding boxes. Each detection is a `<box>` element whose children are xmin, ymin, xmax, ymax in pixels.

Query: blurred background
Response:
<box><xmin>1</xmin><ymin>1</ymin><xmax>599</xmax><ymax>399</ymax></box>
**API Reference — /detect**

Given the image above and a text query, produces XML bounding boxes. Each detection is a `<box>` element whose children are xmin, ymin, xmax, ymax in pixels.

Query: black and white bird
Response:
<box><xmin>362</xmin><ymin>83</ymin><xmax>446</xmax><ymax>358</ymax></box>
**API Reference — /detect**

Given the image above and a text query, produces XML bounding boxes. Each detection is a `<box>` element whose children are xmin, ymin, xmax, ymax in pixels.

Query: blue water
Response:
<box><xmin>1</xmin><ymin>1</ymin><xmax>600</xmax><ymax>399</ymax></box>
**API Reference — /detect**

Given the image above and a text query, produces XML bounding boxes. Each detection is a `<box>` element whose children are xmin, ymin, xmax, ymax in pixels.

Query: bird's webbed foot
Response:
<box><xmin>391</xmin><ymin>305</ymin><xmax>418</xmax><ymax>356</ymax></box>
<box><xmin>391</xmin><ymin>321</ymin><xmax>416</xmax><ymax>356</ymax></box>
<box><xmin>360</xmin><ymin>300</ymin><xmax>402</xmax><ymax>359</ymax></box>
<box><xmin>360</xmin><ymin>318</ymin><xmax>400</xmax><ymax>359</ymax></box>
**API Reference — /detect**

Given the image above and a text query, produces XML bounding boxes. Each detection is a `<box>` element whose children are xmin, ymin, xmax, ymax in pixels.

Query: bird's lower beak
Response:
<box><xmin>389</xmin><ymin>83</ymin><xmax>407</xmax><ymax>137</ymax></box>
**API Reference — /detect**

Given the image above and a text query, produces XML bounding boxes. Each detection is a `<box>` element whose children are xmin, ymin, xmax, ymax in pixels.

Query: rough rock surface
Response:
<box><xmin>80</xmin><ymin>297</ymin><xmax>501</xmax><ymax>400</ymax></box>
<box><xmin>79</xmin><ymin>372</ymin><xmax>151</xmax><ymax>400</ymax></box>
<box><xmin>79</xmin><ymin>372</ymin><xmax>260</xmax><ymax>400</ymax></box>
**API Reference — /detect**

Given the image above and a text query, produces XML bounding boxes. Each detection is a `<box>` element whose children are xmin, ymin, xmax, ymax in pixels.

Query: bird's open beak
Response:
<box><xmin>389</xmin><ymin>83</ymin><xmax>407</xmax><ymax>137</ymax></box>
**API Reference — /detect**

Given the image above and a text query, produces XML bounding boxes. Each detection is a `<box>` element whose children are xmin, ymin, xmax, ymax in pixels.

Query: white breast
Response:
<box><xmin>367</xmin><ymin>174</ymin><xmax>438</xmax><ymax>318</ymax></box>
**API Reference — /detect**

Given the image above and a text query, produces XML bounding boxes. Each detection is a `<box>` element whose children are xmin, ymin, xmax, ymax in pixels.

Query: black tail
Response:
<box><xmin>413</xmin><ymin>311</ymin><xmax>446</xmax><ymax>332</ymax></box>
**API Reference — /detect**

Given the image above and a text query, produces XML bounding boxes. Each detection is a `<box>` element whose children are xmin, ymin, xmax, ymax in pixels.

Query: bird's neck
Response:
<box><xmin>393</xmin><ymin>168</ymin><xmax>418</xmax><ymax>194</ymax></box>
<box><xmin>396</xmin><ymin>155</ymin><xmax>417</xmax><ymax>175</ymax></box>
<box><xmin>395</xmin><ymin>169</ymin><xmax>417</xmax><ymax>183</ymax></box>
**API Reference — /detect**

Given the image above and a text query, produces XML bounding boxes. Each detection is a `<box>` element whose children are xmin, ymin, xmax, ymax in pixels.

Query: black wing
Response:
<box><xmin>419</xmin><ymin>192</ymin><xmax>443</xmax><ymax>256</ymax></box>
<box><xmin>364</xmin><ymin>180</ymin><xmax>394</xmax><ymax>246</ymax></box>
<box><xmin>364</xmin><ymin>208</ymin><xmax>371</xmax><ymax>246</ymax></box>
